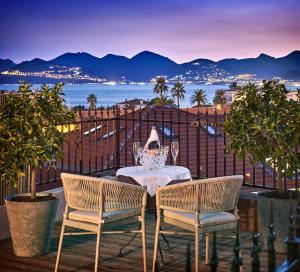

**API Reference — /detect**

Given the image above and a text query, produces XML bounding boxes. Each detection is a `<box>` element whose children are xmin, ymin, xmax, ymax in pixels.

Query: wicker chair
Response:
<box><xmin>152</xmin><ymin>175</ymin><xmax>243</xmax><ymax>272</ymax></box>
<box><xmin>55</xmin><ymin>173</ymin><xmax>147</xmax><ymax>272</ymax></box>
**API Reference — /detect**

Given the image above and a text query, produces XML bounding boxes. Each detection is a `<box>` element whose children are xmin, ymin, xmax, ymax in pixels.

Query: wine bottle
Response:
<box><xmin>148</xmin><ymin>140</ymin><xmax>159</xmax><ymax>150</ymax></box>
<box><xmin>146</xmin><ymin>126</ymin><xmax>160</xmax><ymax>155</ymax></box>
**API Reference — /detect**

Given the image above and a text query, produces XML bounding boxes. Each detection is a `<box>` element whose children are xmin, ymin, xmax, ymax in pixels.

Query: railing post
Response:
<box><xmin>185</xmin><ymin>243</ymin><xmax>191</xmax><ymax>272</ymax></box>
<box><xmin>251</xmin><ymin>233</ymin><xmax>261</xmax><ymax>272</ymax></box>
<box><xmin>210</xmin><ymin>231</ymin><xmax>218</xmax><ymax>272</ymax></box>
<box><xmin>275</xmin><ymin>214</ymin><xmax>299</xmax><ymax>271</ymax></box>
<box><xmin>231</xmin><ymin>222</ymin><xmax>242</xmax><ymax>272</ymax></box>
<box><xmin>275</xmin><ymin>192</ymin><xmax>300</xmax><ymax>271</ymax></box>
<box><xmin>79</xmin><ymin>108</ymin><xmax>83</xmax><ymax>174</ymax></box>
<box><xmin>196</xmin><ymin>108</ymin><xmax>201</xmax><ymax>178</ymax></box>
<box><xmin>114</xmin><ymin>108</ymin><xmax>121</xmax><ymax>169</ymax></box>
<box><xmin>268</xmin><ymin>201</ymin><xmax>276</xmax><ymax>272</ymax></box>
<box><xmin>286</xmin><ymin>215</ymin><xmax>298</xmax><ymax>263</ymax></box>
<box><xmin>205</xmin><ymin>109</ymin><xmax>209</xmax><ymax>177</ymax></box>
<box><xmin>214</xmin><ymin>109</ymin><xmax>217</xmax><ymax>177</ymax></box>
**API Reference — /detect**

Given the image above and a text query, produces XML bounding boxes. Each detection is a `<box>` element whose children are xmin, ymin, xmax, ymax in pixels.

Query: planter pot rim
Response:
<box><xmin>5</xmin><ymin>192</ymin><xmax>58</xmax><ymax>203</ymax></box>
<box><xmin>258</xmin><ymin>190</ymin><xmax>298</xmax><ymax>200</ymax></box>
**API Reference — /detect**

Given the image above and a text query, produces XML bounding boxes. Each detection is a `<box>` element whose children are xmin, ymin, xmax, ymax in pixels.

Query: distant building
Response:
<box><xmin>116</xmin><ymin>98</ymin><xmax>150</xmax><ymax>110</ymax></box>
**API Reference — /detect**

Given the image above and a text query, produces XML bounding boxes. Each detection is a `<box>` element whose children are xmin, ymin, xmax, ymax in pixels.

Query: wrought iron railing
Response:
<box><xmin>0</xmin><ymin>105</ymin><xmax>299</xmax><ymax>205</ymax></box>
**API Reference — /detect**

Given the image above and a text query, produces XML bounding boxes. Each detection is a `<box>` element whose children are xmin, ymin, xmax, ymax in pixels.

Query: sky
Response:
<box><xmin>0</xmin><ymin>0</ymin><xmax>299</xmax><ymax>64</ymax></box>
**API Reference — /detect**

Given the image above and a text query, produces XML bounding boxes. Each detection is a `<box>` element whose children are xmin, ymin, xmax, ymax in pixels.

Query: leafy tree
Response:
<box><xmin>153</xmin><ymin>77</ymin><xmax>168</xmax><ymax>99</ymax></box>
<box><xmin>224</xmin><ymin>80</ymin><xmax>300</xmax><ymax>193</ymax></box>
<box><xmin>87</xmin><ymin>93</ymin><xmax>97</xmax><ymax>110</ymax></box>
<box><xmin>190</xmin><ymin>89</ymin><xmax>208</xmax><ymax>106</ymax></box>
<box><xmin>0</xmin><ymin>83</ymin><xmax>76</xmax><ymax>199</ymax></box>
<box><xmin>213</xmin><ymin>89</ymin><xmax>227</xmax><ymax>105</ymax></box>
<box><xmin>171</xmin><ymin>82</ymin><xmax>186</xmax><ymax>108</ymax></box>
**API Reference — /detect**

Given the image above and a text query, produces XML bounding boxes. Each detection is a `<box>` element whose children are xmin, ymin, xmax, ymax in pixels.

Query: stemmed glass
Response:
<box><xmin>133</xmin><ymin>142</ymin><xmax>141</xmax><ymax>167</ymax></box>
<box><xmin>171</xmin><ymin>141</ymin><xmax>179</xmax><ymax>165</ymax></box>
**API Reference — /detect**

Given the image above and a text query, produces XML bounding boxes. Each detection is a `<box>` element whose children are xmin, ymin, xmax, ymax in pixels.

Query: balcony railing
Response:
<box><xmin>0</xmin><ymin>105</ymin><xmax>299</xmax><ymax>206</ymax></box>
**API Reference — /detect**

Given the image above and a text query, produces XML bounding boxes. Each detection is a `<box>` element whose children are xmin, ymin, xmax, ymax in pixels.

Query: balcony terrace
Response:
<box><xmin>0</xmin><ymin>103</ymin><xmax>299</xmax><ymax>271</ymax></box>
<box><xmin>0</xmin><ymin>212</ymin><xmax>286</xmax><ymax>271</ymax></box>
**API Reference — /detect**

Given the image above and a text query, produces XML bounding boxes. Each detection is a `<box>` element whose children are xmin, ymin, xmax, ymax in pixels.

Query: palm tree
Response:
<box><xmin>171</xmin><ymin>82</ymin><xmax>186</xmax><ymax>108</ymax></box>
<box><xmin>190</xmin><ymin>89</ymin><xmax>208</xmax><ymax>107</ymax></box>
<box><xmin>229</xmin><ymin>81</ymin><xmax>240</xmax><ymax>91</ymax></box>
<box><xmin>151</xmin><ymin>96</ymin><xmax>176</xmax><ymax>107</ymax></box>
<box><xmin>213</xmin><ymin>89</ymin><xmax>227</xmax><ymax>105</ymax></box>
<box><xmin>87</xmin><ymin>94</ymin><xmax>97</xmax><ymax>110</ymax></box>
<box><xmin>153</xmin><ymin>77</ymin><xmax>168</xmax><ymax>99</ymax></box>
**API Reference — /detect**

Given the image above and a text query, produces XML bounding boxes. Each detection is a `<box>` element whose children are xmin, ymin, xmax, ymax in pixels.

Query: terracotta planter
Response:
<box><xmin>257</xmin><ymin>191</ymin><xmax>297</xmax><ymax>253</ymax></box>
<box><xmin>6</xmin><ymin>193</ymin><xmax>58</xmax><ymax>257</ymax></box>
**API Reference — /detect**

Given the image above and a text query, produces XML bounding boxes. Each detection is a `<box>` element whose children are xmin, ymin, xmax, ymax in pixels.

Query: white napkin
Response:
<box><xmin>144</xmin><ymin>126</ymin><xmax>160</xmax><ymax>150</ymax></box>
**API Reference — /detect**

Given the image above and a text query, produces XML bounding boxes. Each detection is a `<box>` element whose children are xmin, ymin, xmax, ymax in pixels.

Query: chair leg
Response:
<box><xmin>152</xmin><ymin>216</ymin><xmax>161</xmax><ymax>272</ymax></box>
<box><xmin>55</xmin><ymin>222</ymin><xmax>66</xmax><ymax>272</ymax></box>
<box><xmin>205</xmin><ymin>233</ymin><xmax>209</xmax><ymax>265</ymax></box>
<box><xmin>238</xmin><ymin>234</ymin><xmax>243</xmax><ymax>272</ymax></box>
<box><xmin>94</xmin><ymin>224</ymin><xmax>102</xmax><ymax>272</ymax></box>
<box><xmin>141</xmin><ymin>218</ymin><xmax>147</xmax><ymax>272</ymax></box>
<box><xmin>195</xmin><ymin>228</ymin><xmax>199</xmax><ymax>272</ymax></box>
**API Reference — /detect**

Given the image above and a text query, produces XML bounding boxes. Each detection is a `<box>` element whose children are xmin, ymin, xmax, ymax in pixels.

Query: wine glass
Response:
<box><xmin>171</xmin><ymin>141</ymin><xmax>179</xmax><ymax>165</ymax></box>
<box><xmin>133</xmin><ymin>142</ymin><xmax>141</xmax><ymax>166</ymax></box>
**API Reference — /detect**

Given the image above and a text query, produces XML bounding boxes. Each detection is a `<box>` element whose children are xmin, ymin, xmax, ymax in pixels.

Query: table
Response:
<box><xmin>116</xmin><ymin>165</ymin><xmax>192</xmax><ymax>209</ymax></box>
<box><xmin>116</xmin><ymin>165</ymin><xmax>192</xmax><ymax>259</ymax></box>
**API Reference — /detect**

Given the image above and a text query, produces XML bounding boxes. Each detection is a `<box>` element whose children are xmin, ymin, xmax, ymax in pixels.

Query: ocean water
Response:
<box><xmin>0</xmin><ymin>83</ymin><xmax>228</xmax><ymax>108</ymax></box>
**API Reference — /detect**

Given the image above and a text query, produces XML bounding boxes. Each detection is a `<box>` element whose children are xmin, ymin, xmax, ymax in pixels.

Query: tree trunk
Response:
<box><xmin>277</xmin><ymin>171</ymin><xmax>284</xmax><ymax>194</ymax></box>
<box><xmin>31</xmin><ymin>167</ymin><xmax>37</xmax><ymax>199</ymax></box>
<box><xmin>177</xmin><ymin>97</ymin><xmax>179</xmax><ymax>108</ymax></box>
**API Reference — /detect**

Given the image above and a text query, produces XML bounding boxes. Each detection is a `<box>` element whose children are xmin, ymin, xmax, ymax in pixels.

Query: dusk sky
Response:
<box><xmin>1</xmin><ymin>0</ymin><xmax>299</xmax><ymax>64</ymax></box>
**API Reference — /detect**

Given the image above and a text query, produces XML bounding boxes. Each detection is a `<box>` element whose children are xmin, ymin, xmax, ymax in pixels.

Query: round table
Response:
<box><xmin>116</xmin><ymin>165</ymin><xmax>192</xmax><ymax>209</ymax></box>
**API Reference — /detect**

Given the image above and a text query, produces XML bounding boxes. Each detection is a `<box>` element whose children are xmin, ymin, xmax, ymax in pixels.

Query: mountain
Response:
<box><xmin>280</xmin><ymin>70</ymin><xmax>300</xmax><ymax>80</ymax></box>
<box><xmin>0</xmin><ymin>59</ymin><xmax>16</xmax><ymax>72</ymax></box>
<box><xmin>51</xmin><ymin>52</ymin><xmax>100</xmax><ymax>68</ymax></box>
<box><xmin>51</xmin><ymin>52</ymin><xmax>128</xmax><ymax>75</ymax></box>
<box><xmin>107</xmin><ymin>51</ymin><xmax>177</xmax><ymax>81</ymax></box>
<box><xmin>1</xmin><ymin>50</ymin><xmax>300</xmax><ymax>83</ymax></box>
<box><xmin>218</xmin><ymin>54</ymin><xmax>277</xmax><ymax>77</ymax></box>
<box><xmin>12</xmin><ymin>58</ymin><xmax>56</xmax><ymax>72</ymax></box>
<box><xmin>91</xmin><ymin>54</ymin><xmax>129</xmax><ymax>77</ymax></box>
<box><xmin>218</xmin><ymin>51</ymin><xmax>300</xmax><ymax>78</ymax></box>
<box><xmin>168</xmin><ymin>58</ymin><xmax>229</xmax><ymax>80</ymax></box>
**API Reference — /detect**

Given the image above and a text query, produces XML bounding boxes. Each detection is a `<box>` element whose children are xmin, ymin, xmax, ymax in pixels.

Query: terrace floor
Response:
<box><xmin>0</xmin><ymin>213</ymin><xmax>285</xmax><ymax>272</ymax></box>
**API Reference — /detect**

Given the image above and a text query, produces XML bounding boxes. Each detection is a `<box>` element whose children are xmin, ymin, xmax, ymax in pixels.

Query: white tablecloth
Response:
<box><xmin>116</xmin><ymin>165</ymin><xmax>192</xmax><ymax>196</ymax></box>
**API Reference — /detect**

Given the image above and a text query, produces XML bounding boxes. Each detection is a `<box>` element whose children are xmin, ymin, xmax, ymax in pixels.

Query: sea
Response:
<box><xmin>1</xmin><ymin>83</ymin><xmax>298</xmax><ymax>108</ymax></box>
<box><xmin>0</xmin><ymin>83</ymin><xmax>229</xmax><ymax>108</ymax></box>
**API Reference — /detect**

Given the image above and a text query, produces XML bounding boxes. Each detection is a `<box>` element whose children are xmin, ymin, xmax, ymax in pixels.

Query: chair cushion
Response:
<box><xmin>67</xmin><ymin>208</ymin><xmax>141</xmax><ymax>224</ymax></box>
<box><xmin>163</xmin><ymin>210</ymin><xmax>237</xmax><ymax>227</ymax></box>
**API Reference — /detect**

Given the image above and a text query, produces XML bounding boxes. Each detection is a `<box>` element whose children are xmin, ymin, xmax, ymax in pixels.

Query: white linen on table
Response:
<box><xmin>116</xmin><ymin>165</ymin><xmax>192</xmax><ymax>196</ymax></box>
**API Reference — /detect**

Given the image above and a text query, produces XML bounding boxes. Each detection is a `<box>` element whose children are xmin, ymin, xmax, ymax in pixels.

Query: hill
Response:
<box><xmin>0</xmin><ymin>59</ymin><xmax>16</xmax><ymax>72</ymax></box>
<box><xmin>2</xmin><ymin>50</ymin><xmax>300</xmax><ymax>83</ymax></box>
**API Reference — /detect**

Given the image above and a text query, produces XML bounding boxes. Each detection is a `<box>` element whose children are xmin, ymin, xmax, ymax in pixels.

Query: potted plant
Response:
<box><xmin>224</xmin><ymin>80</ymin><xmax>300</xmax><ymax>251</ymax></box>
<box><xmin>0</xmin><ymin>82</ymin><xmax>76</xmax><ymax>257</ymax></box>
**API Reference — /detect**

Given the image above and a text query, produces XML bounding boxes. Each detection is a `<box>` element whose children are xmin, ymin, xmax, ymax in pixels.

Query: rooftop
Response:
<box><xmin>117</xmin><ymin>98</ymin><xmax>151</xmax><ymax>106</ymax></box>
